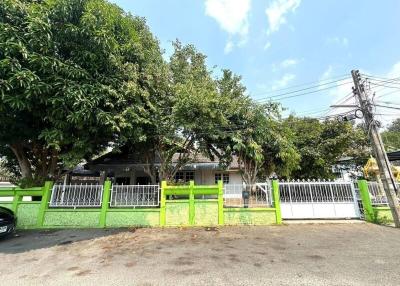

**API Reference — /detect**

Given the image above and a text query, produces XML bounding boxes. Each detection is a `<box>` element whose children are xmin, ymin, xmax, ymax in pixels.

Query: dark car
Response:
<box><xmin>0</xmin><ymin>207</ymin><xmax>16</xmax><ymax>237</ymax></box>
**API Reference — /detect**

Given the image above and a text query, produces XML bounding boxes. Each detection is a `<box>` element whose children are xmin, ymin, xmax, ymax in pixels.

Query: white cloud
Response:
<box><xmin>205</xmin><ymin>0</ymin><xmax>251</xmax><ymax>36</ymax></box>
<box><xmin>373</xmin><ymin>62</ymin><xmax>400</xmax><ymax>127</ymax></box>
<box><xmin>263</xmin><ymin>42</ymin><xmax>271</xmax><ymax>50</ymax></box>
<box><xmin>272</xmin><ymin>73</ymin><xmax>296</xmax><ymax>90</ymax></box>
<box><xmin>272</xmin><ymin>58</ymin><xmax>300</xmax><ymax>72</ymax></box>
<box><xmin>224</xmin><ymin>41</ymin><xmax>234</xmax><ymax>54</ymax></box>
<box><xmin>265</xmin><ymin>0</ymin><xmax>301</xmax><ymax>34</ymax></box>
<box><xmin>320</xmin><ymin>65</ymin><xmax>333</xmax><ymax>82</ymax></box>
<box><xmin>326</xmin><ymin>37</ymin><xmax>349</xmax><ymax>47</ymax></box>
<box><xmin>281</xmin><ymin>58</ymin><xmax>298</xmax><ymax>68</ymax></box>
<box><xmin>319</xmin><ymin>65</ymin><xmax>352</xmax><ymax>103</ymax></box>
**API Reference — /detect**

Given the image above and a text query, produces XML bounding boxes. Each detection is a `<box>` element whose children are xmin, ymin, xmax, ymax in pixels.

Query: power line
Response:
<box><xmin>251</xmin><ymin>74</ymin><xmax>350</xmax><ymax>97</ymax></box>
<box><xmin>257</xmin><ymin>81</ymin><xmax>353</xmax><ymax>102</ymax></box>
<box><xmin>373</xmin><ymin>104</ymin><xmax>400</xmax><ymax>111</ymax></box>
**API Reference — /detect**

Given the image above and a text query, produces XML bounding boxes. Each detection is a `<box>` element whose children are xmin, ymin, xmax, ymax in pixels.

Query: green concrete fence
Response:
<box><xmin>0</xmin><ymin>180</ymin><xmax>282</xmax><ymax>229</ymax></box>
<box><xmin>358</xmin><ymin>179</ymin><xmax>394</xmax><ymax>224</ymax></box>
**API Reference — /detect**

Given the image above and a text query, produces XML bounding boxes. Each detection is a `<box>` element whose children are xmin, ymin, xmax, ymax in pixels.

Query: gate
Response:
<box><xmin>279</xmin><ymin>180</ymin><xmax>360</xmax><ymax>219</ymax></box>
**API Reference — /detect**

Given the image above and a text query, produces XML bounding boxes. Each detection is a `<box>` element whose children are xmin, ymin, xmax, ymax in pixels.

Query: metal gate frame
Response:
<box><xmin>279</xmin><ymin>180</ymin><xmax>360</xmax><ymax>219</ymax></box>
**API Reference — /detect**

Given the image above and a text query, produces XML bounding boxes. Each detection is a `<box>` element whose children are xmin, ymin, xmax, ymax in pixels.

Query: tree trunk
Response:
<box><xmin>9</xmin><ymin>144</ymin><xmax>32</xmax><ymax>180</ymax></box>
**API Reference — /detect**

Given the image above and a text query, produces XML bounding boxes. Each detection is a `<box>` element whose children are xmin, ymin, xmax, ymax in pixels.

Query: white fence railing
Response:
<box><xmin>279</xmin><ymin>180</ymin><xmax>356</xmax><ymax>203</ymax></box>
<box><xmin>223</xmin><ymin>183</ymin><xmax>272</xmax><ymax>208</ymax></box>
<box><xmin>50</xmin><ymin>184</ymin><xmax>103</xmax><ymax>207</ymax></box>
<box><xmin>110</xmin><ymin>185</ymin><xmax>160</xmax><ymax>207</ymax></box>
<box><xmin>367</xmin><ymin>181</ymin><xmax>400</xmax><ymax>206</ymax></box>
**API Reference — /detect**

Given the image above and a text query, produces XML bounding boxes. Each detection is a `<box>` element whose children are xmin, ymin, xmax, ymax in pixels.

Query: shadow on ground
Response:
<box><xmin>0</xmin><ymin>228</ymin><xmax>127</xmax><ymax>254</ymax></box>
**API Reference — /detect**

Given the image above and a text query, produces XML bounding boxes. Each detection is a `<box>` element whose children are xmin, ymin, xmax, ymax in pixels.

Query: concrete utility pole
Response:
<box><xmin>351</xmin><ymin>70</ymin><xmax>400</xmax><ymax>227</ymax></box>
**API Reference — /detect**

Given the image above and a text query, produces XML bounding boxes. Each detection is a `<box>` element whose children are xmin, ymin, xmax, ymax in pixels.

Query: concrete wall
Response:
<box><xmin>0</xmin><ymin>181</ymin><xmax>280</xmax><ymax>229</ymax></box>
<box><xmin>224</xmin><ymin>208</ymin><xmax>277</xmax><ymax>225</ymax></box>
<box><xmin>106</xmin><ymin>209</ymin><xmax>160</xmax><ymax>227</ymax></box>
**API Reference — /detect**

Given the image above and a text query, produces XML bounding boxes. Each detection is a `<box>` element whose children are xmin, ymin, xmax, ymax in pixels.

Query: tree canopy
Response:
<box><xmin>382</xmin><ymin>118</ymin><xmax>400</xmax><ymax>152</ymax></box>
<box><xmin>283</xmin><ymin>116</ymin><xmax>369</xmax><ymax>179</ymax></box>
<box><xmin>0</xmin><ymin>0</ymin><xmax>374</xmax><ymax>186</ymax></box>
<box><xmin>0</xmin><ymin>0</ymin><xmax>162</xmax><ymax>185</ymax></box>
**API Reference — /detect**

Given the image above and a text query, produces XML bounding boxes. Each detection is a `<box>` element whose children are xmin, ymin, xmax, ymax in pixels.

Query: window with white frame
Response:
<box><xmin>174</xmin><ymin>171</ymin><xmax>194</xmax><ymax>182</ymax></box>
<box><xmin>215</xmin><ymin>173</ymin><xmax>229</xmax><ymax>184</ymax></box>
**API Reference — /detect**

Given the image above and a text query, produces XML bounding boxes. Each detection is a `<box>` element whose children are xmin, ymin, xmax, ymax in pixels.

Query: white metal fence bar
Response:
<box><xmin>367</xmin><ymin>181</ymin><xmax>400</xmax><ymax>206</ymax></box>
<box><xmin>223</xmin><ymin>183</ymin><xmax>272</xmax><ymax>208</ymax></box>
<box><xmin>50</xmin><ymin>184</ymin><xmax>103</xmax><ymax>207</ymax></box>
<box><xmin>110</xmin><ymin>185</ymin><xmax>160</xmax><ymax>207</ymax></box>
<box><xmin>279</xmin><ymin>180</ymin><xmax>355</xmax><ymax>203</ymax></box>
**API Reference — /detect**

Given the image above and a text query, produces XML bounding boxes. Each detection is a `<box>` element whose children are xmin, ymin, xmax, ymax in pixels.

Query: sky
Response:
<box><xmin>111</xmin><ymin>0</ymin><xmax>400</xmax><ymax>126</ymax></box>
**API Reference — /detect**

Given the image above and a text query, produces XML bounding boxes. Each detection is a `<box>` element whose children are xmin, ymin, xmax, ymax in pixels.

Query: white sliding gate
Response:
<box><xmin>279</xmin><ymin>180</ymin><xmax>360</xmax><ymax>219</ymax></box>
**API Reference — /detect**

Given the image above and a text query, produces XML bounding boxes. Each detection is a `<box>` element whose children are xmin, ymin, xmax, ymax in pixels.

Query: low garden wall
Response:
<box><xmin>0</xmin><ymin>180</ymin><xmax>281</xmax><ymax>229</ymax></box>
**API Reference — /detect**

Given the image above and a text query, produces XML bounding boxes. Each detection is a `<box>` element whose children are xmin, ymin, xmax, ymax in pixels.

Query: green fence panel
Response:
<box><xmin>194</xmin><ymin>200</ymin><xmax>219</xmax><ymax>226</ymax></box>
<box><xmin>224</xmin><ymin>208</ymin><xmax>277</xmax><ymax>225</ymax></box>
<box><xmin>106</xmin><ymin>209</ymin><xmax>160</xmax><ymax>227</ymax></box>
<box><xmin>16</xmin><ymin>203</ymin><xmax>41</xmax><ymax>228</ymax></box>
<box><xmin>43</xmin><ymin>209</ymin><xmax>101</xmax><ymax>228</ymax></box>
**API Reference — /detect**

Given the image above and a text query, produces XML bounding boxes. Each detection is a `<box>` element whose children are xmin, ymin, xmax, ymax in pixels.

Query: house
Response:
<box><xmin>82</xmin><ymin>147</ymin><xmax>244</xmax><ymax>186</ymax></box>
<box><xmin>388</xmin><ymin>150</ymin><xmax>400</xmax><ymax>164</ymax></box>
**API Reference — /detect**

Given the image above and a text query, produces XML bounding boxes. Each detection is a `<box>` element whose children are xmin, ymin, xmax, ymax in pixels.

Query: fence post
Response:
<box><xmin>11</xmin><ymin>188</ymin><xmax>21</xmax><ymax>216</ymax></box>
<box><xmin>217</xmin><ymin>180</ymin><xmax>224</xmax><ymax>226</ymax></box>
<box><xmin>358</xmin><ymin>179</ymin><xmax>375</xmax><ymax>222</ymax></box>
<box><xmin>189</xmin><ymin>180</ymin><xmax>195</xmax><ymax>225</ymax></box>
<box><xmin>99</xmin><ymin>180</ymin><xmax>111</xmax><ymax>228</ymax></box>
<box><xmin>160</xmin><ymin>181</ymin><xmax>167</xmax><ymax>226</ymax></box>
<box><xmin>37</xmin><ymin>181</ymin><xmax>53</xmax><ymax>228</ymax></box>
<box><xmin>272</xmin><ymin>180</ymin><xmax>282</xmax><ymax>225</ymax></box>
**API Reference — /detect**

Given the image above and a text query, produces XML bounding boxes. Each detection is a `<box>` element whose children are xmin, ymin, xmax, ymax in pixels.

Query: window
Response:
<box><xmin>215</xmin><ymin>173</ymin><xmax>229</xmax><ymax>184</ymax></box>
<box><xmin>115</xmin><ymin>177</ymin><xmax>130</xmax><ymax>185</ymax></box>
<box><xmin>174</xmin><ymin>171</ymin><xmax>195</xmax><ymax>183</ymax></box>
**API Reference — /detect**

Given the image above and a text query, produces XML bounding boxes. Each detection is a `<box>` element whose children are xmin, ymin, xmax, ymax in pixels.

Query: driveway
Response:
<box><xmin>0</xmin><ymin>223</ymin><xmax>399</xmax><ymax>286</ymax></box>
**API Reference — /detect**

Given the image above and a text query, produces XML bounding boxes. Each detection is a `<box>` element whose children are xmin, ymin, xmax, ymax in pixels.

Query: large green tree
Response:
<box><xmin>284</xmin><ymin>116</ymin><xmax>369</xmax><ymax>179</ymax></box>
<box><xmin>201</xmin><ymin>70</ymin><xmax>300</xmax><ymax>185</ymax></box>
<box><xmin>0</xmin><ymin>0</ymin><xmax>163</xmax><ymax>185</ymax></box>
<box><xmin>136</xmin><ymin>41</ymin><xmax>229</xmax><ymax>182</ymax></box>
<box><xmin>382</xmin><ymin>118</ymin><xmax>400</xmax><ymax>152</ymax></box>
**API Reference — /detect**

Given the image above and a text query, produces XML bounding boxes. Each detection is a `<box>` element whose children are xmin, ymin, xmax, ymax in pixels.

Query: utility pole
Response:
<box><xmin>351</xmin><ymin>70</ymin><xmax>400</xmax><ymax>227</ymax></box>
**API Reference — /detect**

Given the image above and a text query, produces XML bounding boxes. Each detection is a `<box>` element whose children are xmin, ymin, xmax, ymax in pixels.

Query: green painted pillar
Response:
<box><xmin>189</xmin><ymin>180</ymin><xmax>195</xmax><ymax>225</ymax></box>
<box><xmin>37</xmin><ymin>181</ymin><xmax>53</xmax><ymax>228</ymax></box>
<box><xmin>358</xmin><ymin>179</ymin><xmax>375</xmax><ymax>222</ymax></box>
<box><xmin>11</xmin><ymin>188</ymin><xmax>21</xmax><ymax>215</ymax></box>
<box><xmin>160</xmin><ymin>181</ymin><xmax>167</xmax><ymax>226</ymax></box>
<box><xmin>99</xmin><ymin>180</ymin><xmax>111</xmax><ymax>228</ymax></box>
<box><xmin>272</xmin><ymin>180</ymin><xmax>282</xmax><ymax>225</ymax></box>
<box><xmin>217</xmin><ymin>180</ymin><xmax>224</xmax><ymax>226</ymax></box>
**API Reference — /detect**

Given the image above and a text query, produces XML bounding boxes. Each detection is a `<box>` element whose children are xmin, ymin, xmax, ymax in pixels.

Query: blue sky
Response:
<box><xmin>111</xmin><ymin>0</ymin><xmax>400</xmax><ymax>123</ymax></box>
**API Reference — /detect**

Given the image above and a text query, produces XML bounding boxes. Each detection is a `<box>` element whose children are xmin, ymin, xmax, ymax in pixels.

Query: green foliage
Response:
<box><xmin>0</xmin><ymin>0</ymin><xmax>162</xmax><ymax>185</ymax></box>
<box><xmin>284</xmin><ymin>116</ymin><xmax>369</xmax><ymax>179</ymax></box>
<box><xmin>382</xmin><ymin>118</ymin><xmax>400</xmax><ymax>152</ymax></box>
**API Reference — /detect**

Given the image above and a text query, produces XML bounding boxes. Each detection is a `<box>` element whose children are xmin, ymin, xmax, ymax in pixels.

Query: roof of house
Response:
<box><xmin>87</xmin><ymin>146</ymin><xmax>239</xmax><ymax>170</ymax></box>
<box><xmin>388</xmin><ymin>150</ymin><xmax>400</xmax><ymax>162</ymax></box>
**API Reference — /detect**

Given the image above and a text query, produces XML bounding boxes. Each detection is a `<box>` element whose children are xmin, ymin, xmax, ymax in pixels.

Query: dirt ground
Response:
<box><xmin>1</xmin><ymin>223</ymin><xmax>400</xmax><ymax>286</ymax></box>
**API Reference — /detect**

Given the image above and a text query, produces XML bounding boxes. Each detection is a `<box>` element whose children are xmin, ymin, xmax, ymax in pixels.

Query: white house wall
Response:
<box><xmin>194</xmin><ymin>170</ymin><xmax>242</xmax><ymax>185</ymax></box>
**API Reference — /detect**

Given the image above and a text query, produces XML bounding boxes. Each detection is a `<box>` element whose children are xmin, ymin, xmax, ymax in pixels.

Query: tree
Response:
<box><xmin>199</xmin><ymin>70</ymin><xmax>300</xmax><ymax>185</ymax></box>
<box><xmin>382</xmin><ymin>118</ymin><xmax>400</xmax><ymax>152</ymax></box>
<box><xmin>0</xmin><ymin>0</ymin><xmax>163</xmax><ymax>186</ymax></box>
<box><xmin>284</xmin><ymin>116</ymin><xmax>369</xmax><ymax>179</ymax></box>
<box><xmin>132</xmin><ymin>41</ymin><xmax>227</xmax><ymax>183</ymax></box>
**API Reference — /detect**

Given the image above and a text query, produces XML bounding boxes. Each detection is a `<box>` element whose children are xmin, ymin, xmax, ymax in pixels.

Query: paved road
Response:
<box><xmin>1</xmin><ymin>223</ymin><xmax>399</xmax><ymax>286</ymax></box>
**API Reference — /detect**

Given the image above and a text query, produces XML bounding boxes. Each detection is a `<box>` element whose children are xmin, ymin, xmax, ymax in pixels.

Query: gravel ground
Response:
<box><xmin>0</xmin><ymin>223</ymin><xmax>399</xmax><ymax>286</ymax></box>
